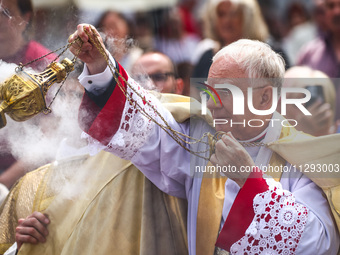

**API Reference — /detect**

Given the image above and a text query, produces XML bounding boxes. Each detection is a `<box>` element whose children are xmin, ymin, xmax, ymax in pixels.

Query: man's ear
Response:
<box><xmin>175</xmin><ymin>78</ymin><xmax>184</xmax><ymax>95</ymax></box>
<box><xmin>260</xmin><ymin>86</ymin><xmax>274</xmax><ymax>109</ymax></box>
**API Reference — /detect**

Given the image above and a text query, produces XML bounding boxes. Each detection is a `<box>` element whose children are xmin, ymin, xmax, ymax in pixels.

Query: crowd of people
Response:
<box><xmin>1</xmin><ymin>0</ymin><xmax>340</xmax><ymax>254</ymax></box>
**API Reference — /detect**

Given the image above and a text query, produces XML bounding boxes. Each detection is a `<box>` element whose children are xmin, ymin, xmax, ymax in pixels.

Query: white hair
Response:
<box><xmin>213</xmin><ymin>39</ymin><xmax>285</xmax><ymax>89</ymax></box>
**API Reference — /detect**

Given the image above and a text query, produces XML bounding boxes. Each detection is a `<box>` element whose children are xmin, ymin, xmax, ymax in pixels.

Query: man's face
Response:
<box><xmin>132</xmin><ymin>53</ymin><xmax>177</xmax><ymax>93</ymax></box>
<box><xmin>0</xmin><ymin>0</ymin><xmax>28</xmax><ymax>59</ymax></box>
<box><xmin>325</xmin><ymin>0</ymin><xmax>340</xmax><ymax>33</ymax></box>
<box><xmin>206</xmin><ymin>56</ymin><xmax>270</xmax><ymax>140</ymax></box>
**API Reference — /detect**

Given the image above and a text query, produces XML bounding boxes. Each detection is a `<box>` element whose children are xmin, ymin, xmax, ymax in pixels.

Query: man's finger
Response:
<box><xmin>80</xmin><ymin>42</ymin><xmax>93</xmax><ymax>52</ymax></box>
<box><xmin>29</xmin><ymin>212</ymin><xmax>49</xmax><ymax>223</ymax></box>
<box><xmin>214</xmin><ymin>139</ymin><xmax>231</xmax><ymax>162</ymax></box>
<box><xmin>77</xmin><ymin>24</ymin><xmax>89</xmax><ymax>43</ymax></box>
<box><xmin>22</xmin><ymin>216</ymin><xmax>49</xmax><ymax>237</ymax></box>
<box><xmin>226</xmin><ymin>132</ymin><xmax>237</xmax><ymax>141</ymax></box>
<box><xmin>90</xmin><ymin>24</ymin><xmax>101</xmax><ymax>37</ymax></box>
<box><xmin>222</xmin><ymin>134</ymin><xmax>239</xmax><ymax>149</ymax></box>
<box><xmin>16</xmin><ymin>233</ymin><xmax>39</xmax><ymax>245</ymax></box>
<box><xmin>18</xmin><ymin>218</ymin><xmax>25</xmax><ymax>225</ymax></box>
<box><xmin>68</xmin><ymin>33</ymin><xmax>75</xmax><ymax>43</ymax></box>
<box><xmin>16</xmin><ymin>226</ymin><xmax>46</xmax><ymax>243</ymax></box>
<box><xmin>210</xmin><ymin>154</ymin><xmax>218</xmax><ymax>166</ymax></box>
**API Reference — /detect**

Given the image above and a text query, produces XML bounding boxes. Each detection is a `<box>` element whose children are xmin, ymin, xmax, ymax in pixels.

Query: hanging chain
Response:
<box><xmin>15</xmin><ymin>43</ymin><xmax>71</xmax><ymax>72</ymax></box>
<box><xmin>44</xmin><ymin>38</ymin><xmax>84</xmax><ymax>112</ymax></box>
<box><xmin>84</xmin><ymin>27</ymin><xmax>268</xmax><ymax>160</ymax></box>
<box><xmin>13</xmin><ymin>37</ymin><xmax>83</xmax><ymax>113</ymax></box>
<box><xmin>6</xmin><ymin>29</ymin><xmax>226</xmax><ymax>159</ymax></box>
<box><xmin>84</xmin><ymin>27</ymin><xmax>213</xmax><ymax>160</ymax></box>
<box><xmin>212</xmin><ymin>131</ymin><xmax>267</xmax><ymax>147</ymax></box>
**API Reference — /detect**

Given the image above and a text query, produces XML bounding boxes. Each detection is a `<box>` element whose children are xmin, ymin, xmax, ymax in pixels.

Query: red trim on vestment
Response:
<box><xmin>215</xmin><ymin>167</ymin><xmax>269</xmax><ymax>251</ymax></box>
<box><xmin>78</xmin><ymin>92</ymin><xmax>102</xmax><ymax>133</ymax></box>
<box><xmin>80</xmin><ymin>62</ymin><xmax>128</xmax><ymax>145</ymax></box>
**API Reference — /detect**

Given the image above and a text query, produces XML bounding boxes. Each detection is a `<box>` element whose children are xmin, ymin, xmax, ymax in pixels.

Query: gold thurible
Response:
<box><xmin>0</xmin><ymin>59</ymin><xmax>74</xmax><ymax>128</ymax></box>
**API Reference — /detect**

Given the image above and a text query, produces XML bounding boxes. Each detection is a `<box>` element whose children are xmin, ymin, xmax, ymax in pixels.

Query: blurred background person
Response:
<box><xmin>176</xmin><ymin>61</ymin><xmax>193</xmax><ymax>97</ymax></box>
<box><xmin>96</xmin><ymin>10</ymin><xmax>143</xmax><ymax>72</ymax></box>
<box><xmin>313</xmin><ymin>0</ymin><xmax>330</xmax><ymax>36</ymax></box>
<box><xmin>0</xmin><ymin>0</ymin><xmax>58</xmax><ymax>191</ymax></box>
<box><xmin>153</xmin><ymin>6</ymin><xmax>200</xmax><ymax>65</ymax></box>
<box><xmin>191</xmin><ymin>0</ymin><xmax>289</xmax><ymax>80</ymax></box>
<box><xmin>0</xmin><ymin>0</ymin><xmax>57</xmax><ymax>70</ymax></box>
<box><xmin>297</xmin><ymin>0</ymin><xmax>340</xmax><ymax>121</ymax></box>
<box><xmin>132</xmin><ymin>12</ymin><xmax>154</xmax><ymax>52</ymax></box>
<box><xmin>257</xmin><ymin>0</ymin><xmax>287</xmax><ymax>60</ymax></box>
<box><xmin>282</xmin><ymin>66</ymin><xmax>336</xmax><ymax>136</ymax></box>
<box><xmin>131</xmin><ymin>51</ymin><xmax>184</xmax><ymax>95</ymax></box>
<box><xmin>178</xmin><ymin>0</ymin><xmax>200</xmax><ymax>38</ymax></box>
<box><xmin>282</xmin><ymin>2</ymin><xmax>318</xmax><ymax>65</ymax></box>
<box><xmin>151</xmin><ymin>6</ymin><xmax>199</xmax><ymax>98</ymax></box>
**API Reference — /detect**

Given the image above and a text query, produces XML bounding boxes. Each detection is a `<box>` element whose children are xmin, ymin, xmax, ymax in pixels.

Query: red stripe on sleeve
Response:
<box><xmin>80</xmin><ymin>62</ymin><xmax>128</xmax><ymax>145</ymax></box>
<box><xmin>215</xmin><ymin>167</ymin><xmax>269</xmax><ymax>251</ymax></box>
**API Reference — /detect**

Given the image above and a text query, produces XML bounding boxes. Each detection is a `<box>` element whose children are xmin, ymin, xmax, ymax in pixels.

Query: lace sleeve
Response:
<box><xmin>83</xmin><ymin>78</ymin><xmax>159</xmax><ymax>160</ymax></box>
<box><xmin>230</xmin><ymin>177</ymin><xmax>309</xmax><ymax>255</ymax></box>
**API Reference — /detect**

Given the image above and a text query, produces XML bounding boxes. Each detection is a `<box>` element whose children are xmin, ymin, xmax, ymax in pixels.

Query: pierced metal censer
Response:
<box><xmin>0</xmin><ymin>59</ymin><xmax>74</xmax><ymax>128</ymax></box>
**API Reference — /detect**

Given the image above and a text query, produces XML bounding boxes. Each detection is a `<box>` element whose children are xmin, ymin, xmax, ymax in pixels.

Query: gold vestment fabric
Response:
<box><xmin>0</xmin><ymin>151</ymin><xmax>188</xmax><ymax>255</ymax></box>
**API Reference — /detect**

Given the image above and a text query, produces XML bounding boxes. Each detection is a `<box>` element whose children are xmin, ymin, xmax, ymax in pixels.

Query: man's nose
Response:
<box><xmin>206</xmin><ymin>95</ymin><xmax>222</xmax><ymax>110</ymax></box>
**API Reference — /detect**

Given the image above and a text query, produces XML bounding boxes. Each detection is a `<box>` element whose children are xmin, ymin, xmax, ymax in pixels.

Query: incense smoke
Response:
<box><xmin>0</xmin><ymin>60</ymin><xmax>84</xmax><ymax>172</ymax></box>
<box><xmin>0</xmin><ymin>9</ymin><xmax>144</xmax><ymax>199</ymax></box>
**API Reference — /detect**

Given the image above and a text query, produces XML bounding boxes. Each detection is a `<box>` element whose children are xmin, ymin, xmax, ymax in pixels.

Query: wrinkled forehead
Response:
<box><xmin>209</xmin><ymin>55</ymin><xmax>247</xmax><ymax>76</ymax></box>
<box><xmin>207</xmin><ymin>56</ymin><xmax>250</xmax><ymax>88</ymax></box>
<box><xmin>206</xmin><ymin>77</ymin><xmax>252</xmax><ymax>89</ymax></box>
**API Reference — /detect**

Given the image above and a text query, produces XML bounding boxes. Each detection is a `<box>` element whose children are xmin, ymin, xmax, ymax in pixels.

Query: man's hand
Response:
<box><xmin>15</xmin><ymin>212</ymin><xmax>50</xmax><ymax>250</ymax></box>
<box><xmin>68</xmin><ymin>24</ymin><xmax>108</xmax><ymax>75</ymax></box>
<box><xmin>210</xmin><ymin>132</ymin><xmax>255</xmax><ymax>188</ymax></box>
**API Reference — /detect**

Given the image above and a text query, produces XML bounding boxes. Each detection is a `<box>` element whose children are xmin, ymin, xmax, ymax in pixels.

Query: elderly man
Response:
<box><xmin>68</xmin><ymin>24</ymin><xmax>339</xmax><ymax>255</ymax></box>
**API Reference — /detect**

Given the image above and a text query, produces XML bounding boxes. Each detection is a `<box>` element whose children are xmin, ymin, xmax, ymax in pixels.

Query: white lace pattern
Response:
<box><xmin>82</xmin><ymin>78</ymin><xmax>158</xmax><ymax>158</ymax></box>
<box><xmin>105</xmin><ymin>78</ymin><xmax>157</xmax><ymax>160</ymax></box>
<box><xmin>230</xmin><ymin>177</ymin><xmax>308</xmax><ymax>255</ymax></box>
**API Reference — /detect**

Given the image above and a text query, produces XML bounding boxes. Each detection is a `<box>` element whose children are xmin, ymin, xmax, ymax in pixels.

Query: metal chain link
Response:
<box><xmin>13</xmin><ymin>38</ymin><xmax>84</xmax><ymax>113</ymax></box>
<box><xmin>44</xmin><ymin>39</ymin><xmax>84</xmax><ymax>112</ymax></box>
<box><xmin>213</xmin><ymin>131</ymin><xmax>267</xmax><ymax>147</ymax></box>
<box><xmin>85</xmin><ymin>27</ymin><xmax>212</xmax><ymax>160</ymax></box>
<box><xmin>10</xmin><ymin>36</ymin><xmax>83</xmax><ymax>113</ymax></box>
<box><xmin>85</xmin><ymin>27</ymin><xmax>268</xmax><ymax>160</ymax></box>
<box><xmin>15</xmin><ymin>43</ymin><xmax>71</xmax><ymax>72</ymax></box>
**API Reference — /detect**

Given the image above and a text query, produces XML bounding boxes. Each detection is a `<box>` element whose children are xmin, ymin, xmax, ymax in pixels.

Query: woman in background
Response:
<box><xmin>192</xmin><ymin>0</ymin><xmax>289</xmax><ymax>79</ymax></box>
